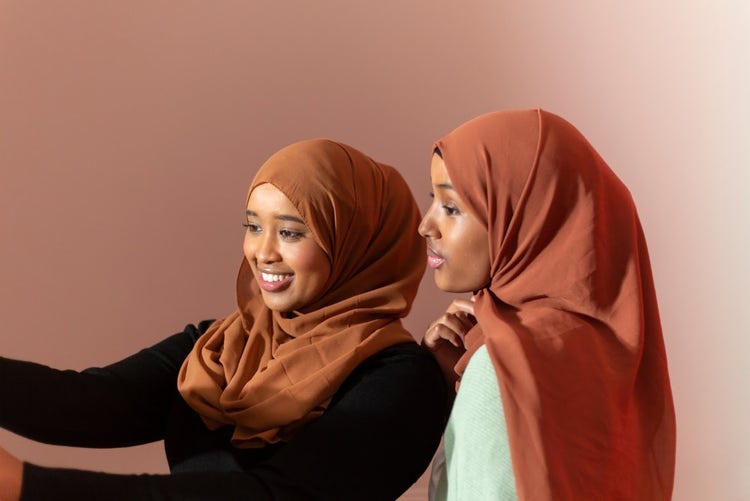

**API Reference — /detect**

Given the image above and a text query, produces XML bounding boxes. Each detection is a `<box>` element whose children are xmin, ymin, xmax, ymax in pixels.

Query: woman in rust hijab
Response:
<box><xmin>420</xmin><ymin>110</ymin><xmax>676</xmax><ymax>500</ymax></box>
<box><xmin>0</xmin><ymin>139</ymin><xmax>447</xmax><ymax>500</ymax></box>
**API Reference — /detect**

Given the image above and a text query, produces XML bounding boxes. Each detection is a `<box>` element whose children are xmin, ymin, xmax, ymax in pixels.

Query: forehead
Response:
<box><xmin>430</xmin><ymin>154</ymin><xmax>453</xmax><ymax>187</ymax></box>
<box><xmin>246</xmin><ymin>183</ymin><xmax>299</xmax><ymax>215</ymax></box>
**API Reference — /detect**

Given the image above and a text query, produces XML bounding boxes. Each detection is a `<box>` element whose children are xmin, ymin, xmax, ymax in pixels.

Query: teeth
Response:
<box><xmin>261</xmin><ymin>272</ymin><xmax>290</xmax><ymax>283</ymax></box>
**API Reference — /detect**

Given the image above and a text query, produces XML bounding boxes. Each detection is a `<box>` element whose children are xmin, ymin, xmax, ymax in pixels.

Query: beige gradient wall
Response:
<box><xmin>1</xmin><ymin>2</ymin><xmax>747</xmax><ymax>499</ymax></box>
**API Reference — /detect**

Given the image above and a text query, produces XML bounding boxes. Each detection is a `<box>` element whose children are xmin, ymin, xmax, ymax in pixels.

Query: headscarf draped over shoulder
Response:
<box><xmin>178</xmin><ymin>139</ymin><xmax>426</xmax><ymax>447</ymax></box>
<box><xmin>436</xmin><ymin>110</ymin><xmax>676</xmax><ymax>500</ymax></box>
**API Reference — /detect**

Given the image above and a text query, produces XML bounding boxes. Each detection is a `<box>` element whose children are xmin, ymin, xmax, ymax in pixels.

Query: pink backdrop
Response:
<box><xmin>1</xmin><ymin>2</ymin><xmax>748</xmax><ymax>499</ymax></box>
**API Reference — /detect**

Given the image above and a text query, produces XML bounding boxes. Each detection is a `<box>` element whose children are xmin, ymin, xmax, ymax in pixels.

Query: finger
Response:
<box><xmin>439</xmin><ymin>313</ymin><xmax>474</xmax><ymax>341</ymax></box>
<box><xmin>438</xmin><ymin>310</ymin><xmax>475</xmax><ymax>332</ymax></box>
<box><xmin>453</xmin><ymin>311</ymin><xmax>477</xmax><ymax>331</ymax></box>
<box><xmin>429</xmin><ymin>323</ymin><xmax>464</xmax><ymax>348</ymax></box>
<box><xmin>429</xmin><ymin>313</ymin><xmax>471</xmax><ymax>347</ymax></box>
<box><xmin>424</xmin><ymin>321</ymin><xmax>458</xmax><ymax>348</ymax></box>
<box><xmin>446</xmin><ymin>298</ymin><xmax>476</xmax><ymax>316</ymax></box>
<box><xmin>423</xmin><ymin>319</ymin><xmax>460</xmax><ymax>348</ymax></box>
<box><xmin>423</xmin><ymin>328</ymin><xmax>450</xmax><ymax>349</ymax></box>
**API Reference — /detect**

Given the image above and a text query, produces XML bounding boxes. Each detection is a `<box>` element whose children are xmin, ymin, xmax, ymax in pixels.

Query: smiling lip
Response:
<box><xmin>426</xmin><ymin>248</ymin><xmax>445</xmax><ymax>269</ymax></box>
<box><xmin>257</xmin><ymin>271</ymin><xmax>294</xmax><ymax>292</ymax></box>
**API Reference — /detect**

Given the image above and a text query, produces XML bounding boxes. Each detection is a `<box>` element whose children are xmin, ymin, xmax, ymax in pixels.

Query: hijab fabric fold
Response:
<box><xmin>436</xmin><ymin>109</ymin><xmax>676</xmax><ymax>500</ymax></box>
<box><xmin>178</xmin><ymin>139</ymin><xmax>425</xmax><ymax>447</ymax></box>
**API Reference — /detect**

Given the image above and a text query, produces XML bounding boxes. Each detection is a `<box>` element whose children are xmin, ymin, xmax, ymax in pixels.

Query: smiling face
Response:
<box><xmin>243</xmin><ymin>183</ymin><xmax>332</xmax><ymax>313</ymax></box>
<box><xmin>418</xmin><ymin>153</ymin><xmax>491</xmax><ymax>293</ymax></box>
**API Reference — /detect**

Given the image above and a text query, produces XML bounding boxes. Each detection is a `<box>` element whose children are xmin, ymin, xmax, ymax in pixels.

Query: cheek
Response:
<box><xmin>469</xmin><ymin>241</ymin><xmax>491</xmax><ymax>280</ymax></box>
<box><xmin>465</xmin><ymin>233</ymin><xmax>489</xmax><ymax>262</ymax></box>
<box><xmin>287</xmin><ymin>244</ymin><xmax>331</xmax><ymax>281</ymax></box>
<box><xmin>456</xmin><ymin>224</ymin><xmax>491</xmax><ymax>279</ymax></box>
<box><xmin>242</xmin><ymin>233</ymin><xmax>253</xmax><ymax>259</ymax></box>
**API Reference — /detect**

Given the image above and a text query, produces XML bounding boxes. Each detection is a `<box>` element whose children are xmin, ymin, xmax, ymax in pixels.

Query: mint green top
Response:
<box><xmin>429</xmin><ymin>345</ymin><xmax>517</xmax><ymax>501</ymax></box>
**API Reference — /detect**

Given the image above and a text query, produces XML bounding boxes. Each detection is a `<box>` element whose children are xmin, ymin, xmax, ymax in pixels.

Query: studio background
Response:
<box><xmin>1</xmin><ymin>2</ymin><xmax>747</xmax><ymax>499</ymax></box>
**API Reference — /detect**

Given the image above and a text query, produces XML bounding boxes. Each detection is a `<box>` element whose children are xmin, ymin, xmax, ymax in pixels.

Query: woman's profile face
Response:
<box><xmin>419</xmin><ymin>153</ymin><xmax>490</xmax><ymax>293</ymax></box>
<box><xmin>244</xmin><ymin>183</ymin><xmax>332</xmax><ymax>313</ymax></box>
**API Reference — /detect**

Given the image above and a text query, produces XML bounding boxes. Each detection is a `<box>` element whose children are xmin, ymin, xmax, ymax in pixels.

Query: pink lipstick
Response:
<box><xmin>426</xmin><ymin>248</ymin><xmax>445</xmax><ymax>269</ymax></box>
<box><xmin>257</xmin><ymin>271</ymin><xmax>294</xmax><ymax>292</ymax></box>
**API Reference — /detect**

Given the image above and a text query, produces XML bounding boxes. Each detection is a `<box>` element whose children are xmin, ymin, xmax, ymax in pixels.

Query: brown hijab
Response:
<box><xmin>178</xmin><ymin>139</ymin><xmax>425</xmax><ymax>448</ymax></box>
<box><xmin>436</xmin><ymin>110</ymin><xmax>676</xmax><ymax>500</ymax></box>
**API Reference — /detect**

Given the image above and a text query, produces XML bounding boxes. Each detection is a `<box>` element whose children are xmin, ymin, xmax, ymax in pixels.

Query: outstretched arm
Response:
<box><xmin>2</xmin><ymin>343</ymin><xmax>448</xmax><ymax>501</ymax></box>
<box><xmin>0</xmin><ymin>321</ymin><xmax>211</xmax><ymax>448</ymax></box>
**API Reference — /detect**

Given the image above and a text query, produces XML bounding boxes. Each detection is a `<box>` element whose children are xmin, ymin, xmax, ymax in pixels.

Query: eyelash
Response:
<box><xmin>279</xmin><ymin>229</ymin><xmax>304</xmax><ymax>241</ymax></box>
<box><xmin>428</xmin><ymin>193</ymin><xmax>461</xmax><ymax>216</ymax></box>
<box><xmin>243</xmin><ymin>223</ymin><xmax>304</xmax><ymax>241</ymax></box>
<box><xmin>442</xmin><ymin>204</ymin><xmax>460</xmax><ymax>216</ymax></box>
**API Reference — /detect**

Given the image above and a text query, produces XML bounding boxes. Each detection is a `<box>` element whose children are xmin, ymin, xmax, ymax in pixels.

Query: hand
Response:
<box><xmin>422</xmin><ymin>298</ymin><xmax>477</xmax><ymax>391</ymax></box>
<box><xmin>423</xmin><ymin>297</ymin><xmax>476</xmax><ymax>350</ymax></box>
<box><xmin>0</xmin><ymin>445</ymin><xmax>22</xmax><ymax>501</ymax></box>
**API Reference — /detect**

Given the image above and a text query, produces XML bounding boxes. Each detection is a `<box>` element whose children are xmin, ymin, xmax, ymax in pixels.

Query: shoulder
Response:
<box><xmin>353</xmin><ymin>341</ymin><xmax>442</xmax><ymax>378</ymax></box>
<box><xmin>334</xmin><ymin>341</ymin><xmax>448</xmax><ymax>410</ymax></box>
<box><xmin>373</xmin><ymin>340</ymin><xmax>438</xmax><ymax>363</ymax></box>
<box><xmin>118</xmin><ymin>319</ymin><xmax>217</xmax><ymax>369</ymax></box>
<box><xmin>170</xmin><ymin>319</ymin><xmax>216</xmax><ymax>345</ymax></box>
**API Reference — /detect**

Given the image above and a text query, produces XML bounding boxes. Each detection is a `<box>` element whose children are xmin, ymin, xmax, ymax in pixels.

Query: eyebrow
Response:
<box><xmin>246</xmin><ymin>210</ymin><xmax>305</xmax><ymax>225</ymax></box>
<box><xmin>435</xmin><ymin>182</ymin><xmax>455</xmax><ymax>191</ymax></box>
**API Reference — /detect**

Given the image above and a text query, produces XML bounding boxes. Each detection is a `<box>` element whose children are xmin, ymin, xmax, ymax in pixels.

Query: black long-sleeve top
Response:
<box><xmin>0</xmin><ymin>321</ymin><xmax>449</xmax><ymax>500</ymax></box>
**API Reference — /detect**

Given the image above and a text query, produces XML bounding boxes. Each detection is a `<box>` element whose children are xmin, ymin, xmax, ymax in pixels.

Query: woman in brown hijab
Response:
<box><xmin>419</xmin><ymin>110</ymin><xmax>676</xmax><ymax>500</ymax></box>
<box><xmin>0</xmin><ymin>139</ymin><xmax>448</xmax><ymax>500</ymax></box>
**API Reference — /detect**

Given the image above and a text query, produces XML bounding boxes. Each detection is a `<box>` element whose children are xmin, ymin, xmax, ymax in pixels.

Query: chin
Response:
<box><xmin>435</xmin><ymin>278</ymin><xmax>464</xmax><ymax>294</ymax></box>
<box><xmin>259</xmin><ymin>295</ymin><xmax>288</xmax><ymax>313</ymax></box>
<box><xmin>262</xmin><ymin>303</ymin><xmax>285</xmax><ymax>312</ymax></box>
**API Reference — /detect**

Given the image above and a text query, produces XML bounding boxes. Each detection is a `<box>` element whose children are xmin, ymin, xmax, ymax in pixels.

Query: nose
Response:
<box><xmin>247</xmin><ymin>232</ymin><xmax>281</xmax><ymax>264</ymax></box>
<box><xmin>418</xmin><ymin>207</ymin><xmax>439</xmax><ymax>239</ymax></box>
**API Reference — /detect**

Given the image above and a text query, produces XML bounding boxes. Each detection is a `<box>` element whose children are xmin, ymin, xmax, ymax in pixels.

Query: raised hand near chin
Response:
<box><xmin>422</xmin><ymin>297</ymin><xmax>477</xmax><ymax>391</ymax></box>
<box><xmin>423</xmin><ymin>297</ymin><xmax>476</xmax><ymax>350</ymax></box>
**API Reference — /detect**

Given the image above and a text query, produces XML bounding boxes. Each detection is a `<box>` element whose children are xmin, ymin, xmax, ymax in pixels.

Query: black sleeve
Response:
<box><xmin>0</xmin><ymin>320</ymin><xmax>213</xmax><ymax>448</ymax></box>
<box><xmin>16</xmin><ymin>343</ymin><xmax>449</xmax><ymax>501</ymax></box>
<box><xmin>20</xmin><ymin>464</ymin><xmax>273</xmax><ymax>501</ymax></box>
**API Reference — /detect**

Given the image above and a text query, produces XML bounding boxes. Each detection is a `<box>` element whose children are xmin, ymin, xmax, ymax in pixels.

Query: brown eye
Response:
<box><xmin>279</xmin><ymin>229</ymin><xmax>304</xmax><ymax>241</ymax></box>
<box><xmin>442</xmin><ymin>204</ymin><xmax>460</xmax><ymax>216</ymax></box>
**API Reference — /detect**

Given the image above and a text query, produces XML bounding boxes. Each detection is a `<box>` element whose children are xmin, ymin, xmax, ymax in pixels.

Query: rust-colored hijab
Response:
<box><xmin>178</xmin><ymin>139</ymin><xmax>425</xmax><ymax>447</ymax></box>
<box><xmin>436</xmin><ymin>110</ymin><xmax>676</xmax><ymax>499</ymax></box>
